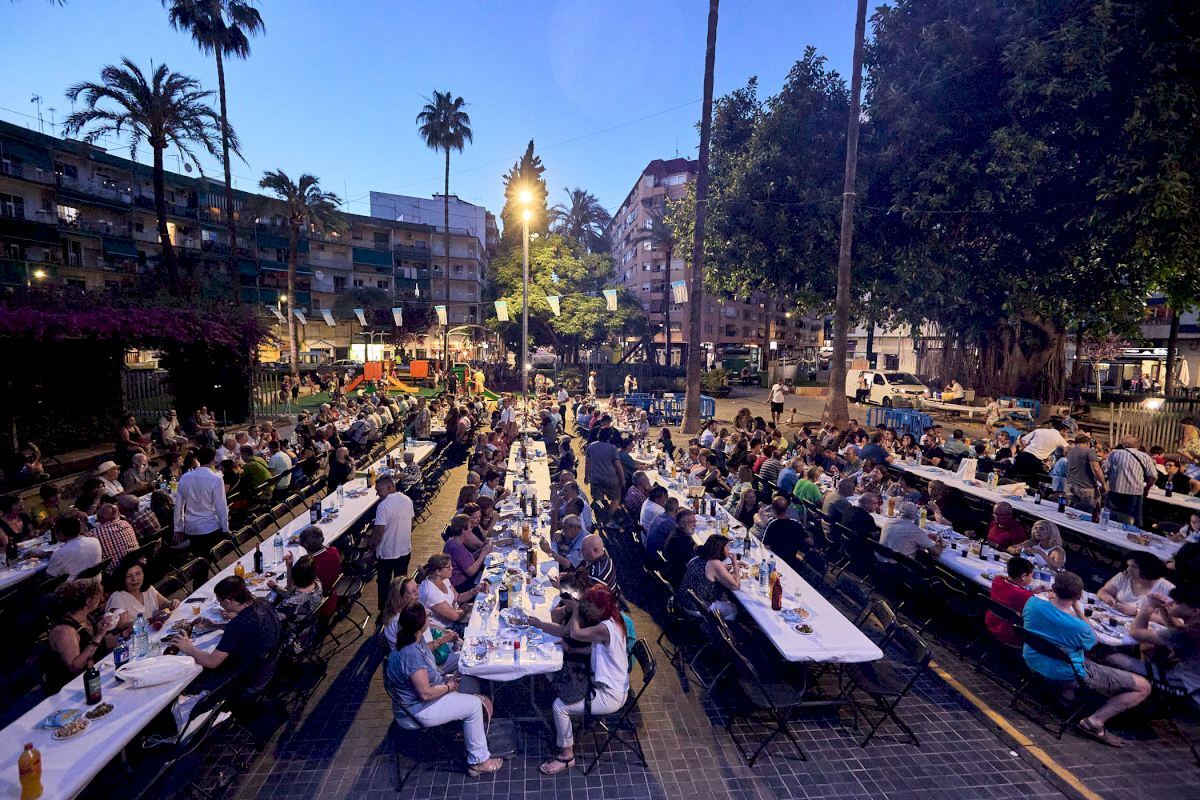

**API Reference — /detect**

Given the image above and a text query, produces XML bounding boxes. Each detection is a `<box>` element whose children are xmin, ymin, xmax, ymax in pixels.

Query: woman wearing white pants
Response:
<box><xmin>540</xmin><ymin>585</ymin><xmax>630</xmax><ymax>775</ymax></box>
<box><xmin>384</xmin><ymin>604</ymin><xmax>503</xmax><ymax>777</ymax></box>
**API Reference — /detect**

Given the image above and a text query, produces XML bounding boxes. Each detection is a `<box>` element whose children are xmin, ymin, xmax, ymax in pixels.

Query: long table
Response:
<box><xmin>647</xmin><ymin>469</ymin><xmax>882</xmax><ymax>664</ymax></box>
<box><xmin>0</xmin><ymin>441</ymin><xmax>435</xmax><ymax>800</ymax></box>
<box><xmin>0</xmin><ymin>539</ymin><xmax>60</xmax><ymax>593</ymax></box>
<box><xmin>459</xmin><ymin>440</ymin><xmax>564</xmax><ymax>680</ymax></box>
<box><xmin>1147</xmin><ymin>485</ymin><xmax>1200</xmax><ymax>514</ymax></box>
<box><xmin>896</xmin><ymin>461</ymin><xmax>1180</xmax><ymax>560</ymax></box>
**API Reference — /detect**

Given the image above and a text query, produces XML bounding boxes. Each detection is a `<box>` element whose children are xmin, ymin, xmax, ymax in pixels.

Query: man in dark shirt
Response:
<box><xmin>761</xmin><ymin>496</ymin><xmax>811</xmax><ymax>570</ymax></box>
<box><xmin>582</xmin><ymin>534</ymin><xmax>619</xmax><ymax>597</ymax></box>
<box><xmin>822</xmin><ymin>477</ymin><xmax>856</xmax><ymax>532</ymax></box>
<box><xmin>171</xmin><ymin>575</ymin><xmax>282</xmax><ymax>696</ymax></box>
<box><xmin>645</xmin><ymin>498</ymin><xmax>681</xmax><ymax>553</ymax></box>
<box><xmin>841</xmin><ymin>492</ymin><xmax>882</xmax><ymax>539</ymax></box>
<box><xmin>858</xmin><ymin>432</ymin><xmax>891</xmax><ymax>466</ymax></box>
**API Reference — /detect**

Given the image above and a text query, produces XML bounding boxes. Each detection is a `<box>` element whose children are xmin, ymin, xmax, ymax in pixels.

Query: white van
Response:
<box><xmin>845</xmin><ymin>369</ymin><xmax>928</xmax><ymax>407</ymax></box>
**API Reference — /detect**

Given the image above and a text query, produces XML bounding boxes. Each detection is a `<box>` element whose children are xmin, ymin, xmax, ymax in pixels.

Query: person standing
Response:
<box><xmin>173</xmin><ymin>446</ymin><xmax>229</xmax><ymax>557</ymax></box>
<box><xmin>1063</xmin><ymin>435</ymin><xmax>1105</xmax><ymax>511</ymax></box>
<box><xmin>585</xmin><ymin>429</ymin><xmax>624</xmax><ymax>525</ymax></box>
<box><xmin>1104</xmin><ymin>435</ymin><xmax>1157</xmax><ymax>528</ymax></box>
<box><xmin>768</xmin><ymin>379</ymin><xmax>791</xmax><ymax>426</ymax></box>
<box><xmin>373</xmin><ymin>475</ymin><xmax>414</xmax><ymax>608</ymax></box>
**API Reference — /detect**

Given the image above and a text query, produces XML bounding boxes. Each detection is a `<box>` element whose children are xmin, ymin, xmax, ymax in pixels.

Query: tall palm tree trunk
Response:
<box><xmin>152</xmin><ymin>145</ymin><xmax>179</xmax><ymax>293</ymax></box>
<box><xmin>287</xmin><ymin>224</ymin><xmax>300</xmax><ymax>380</ymax></box>
<box><xmin>683</xmin><ymin>0</ymin><xmax>719</xmax><ymax>434</ymax></box>
<box><xmin>1165</xmin><ymin>305</ymin><xmax>1179</xmax><ymax>398</ymax></box>
<box><xmin>664</xmin><ymin>243</ymin><xmax>673</xmax><ymax>367</ymax></box>
<box><xmin>823</xmin><ymin>0</ymin><xmax>868</xmax><ymax>427</ymax></box>
<box><xmin>215</xmin><ymin>49</ymin><xmax>239</xmax><ymax>300</ymax></box>
<box><xmin>443</xmin><ymin>148</ymin><xmax>452</xmax><ymax>377</ymax></box>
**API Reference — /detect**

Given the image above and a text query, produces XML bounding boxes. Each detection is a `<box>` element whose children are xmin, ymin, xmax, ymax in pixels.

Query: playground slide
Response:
<box><xmin>384</xmin><ymin>375</ymin><xmax>421</xmax><ymax>394</ymax></box>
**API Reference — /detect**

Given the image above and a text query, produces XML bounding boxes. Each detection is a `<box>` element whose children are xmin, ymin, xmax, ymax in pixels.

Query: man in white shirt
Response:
<box><xmin>498</xmin><ymin>397</ymin><xmax>518</xmax><ymax>436</ymax></box>
<box><xmin>96</xmin><ymin>460</ymin><xmax>124</xmax><ymax>500</ymax></box>
<box><xmin>215</xmin><ymin>434</ymin><xmax>239</xmax><ymax>466</ymax></box>
<box><xmin>769</xmin><ymin>379</ymin><xmax>792</xmax><ymax>426</ymax></box>
<box><xmin>372</xmin><ymin>474</ymin><xmax>413</xmax><ymax>607</ymax></box>
<box><xmin>158</xmin><ymin>409</ymin><xmax>189</xmax><ymax>447</ymax></box>
<box><xmin>173</xmin><ymin>446</ymin><xmax>229</xmax><ymax>557</ymax></box>
<box><xmin>266</xmin><ymin>440</ymin><xmax>293</xmax><ymax>493</ymax></box>
<box><xmin>46</xmin><ymin>515</ymin><xmax>102</xmax><ymax>579</ymax></box>
<box><xmin>1012</xmin><ymin>421</ymin><xmax>1070</xmax><ymax>486</ymax></box>
<box><xmin>639</xmin><ymin>485</ymin><xmax>668</xmax><ymax>530</ymax></box>
<box><xmin>698</xmin><ymin>421</ymin><xmax>718</xmax><ymax>449</ymax></box>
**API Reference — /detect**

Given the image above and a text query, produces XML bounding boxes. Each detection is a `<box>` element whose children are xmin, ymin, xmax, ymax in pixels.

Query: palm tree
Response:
<box><xmin>638</xmin><ymin>211</ymin><xmax>676</xmax><ymax>366</ymax></box>
<box><xmin>163</xmin><ymin>0</ymin><xmax>265</xmax><ymax>294</ymax></box>
<box><xmin>823</xmin><ymin>0</ymin><xmax>868</xmax><ymax>427</ymax></box>
<box><xmin>416</xmin><ymin>91</ymin><xmax>473</xmax><ymax>376</ymax></box>
<box><xmin>258</xmin><ymin>170</ymin><xmax>342</xmax><ymax>379</ymax></box>
<box><xmin>683</xmin><ymin>0</ymin><xmax>719</xmax><ymax>434</ymax></box>
<box><xmin>64</xmin><ymin>58</ymin><xmax>228</xmax><ymax>294</ymax></box>
<box><xmin>550</xmin><ymin>187</ymin><xmax>612</xmax><ymax>253</ymax></box>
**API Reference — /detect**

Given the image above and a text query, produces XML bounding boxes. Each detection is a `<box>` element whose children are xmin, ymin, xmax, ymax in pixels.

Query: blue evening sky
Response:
<box><xmin>1</xmin><ymin>1</ymin><xmax>885</xmax><ymax>226</ymax></box>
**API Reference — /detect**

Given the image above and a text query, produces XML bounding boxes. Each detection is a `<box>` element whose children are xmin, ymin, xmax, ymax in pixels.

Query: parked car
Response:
<box><xmin>844</xmin><ymin>369</ymin><xmax>928</xmax><ymax>407</ymax></box>
<box><xmin>330</xmin><ymin>359</ymin><xmax>363</xmax><ymax>368</ymax></box>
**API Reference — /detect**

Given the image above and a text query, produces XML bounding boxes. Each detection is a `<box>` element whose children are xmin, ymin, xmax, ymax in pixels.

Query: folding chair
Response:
<box><xmin>232</xmin><ymin>525</ymin><xmax>260</xmax><ymax>553</ymax></box>
<box><xmin>831</xmin><ymin>573</ymin><xmax>873</xmax><ymax>622</ymax></box>
<box><xmin>1010</xmin><ymin>625</ymin><xmax>1093</xmax><ymax>738</ymax></box>
<box><xmin>582</xmin><ymin>639</ymin><xmax>656</xmax><ymax>774</ymax></box>
<box><xmin>250</xmin><ymin>513</ymin><xmax>276</xmax><ymax>537</ymax></box>
<box><xmin>208</xmin><ymin>540</ymin><xmax>239</xmax><ymax>570</ymax></box>
<box><xmin>75</xmin><ymin>559</ymin><xmax>111</xmax><ymax>583</ymax></box>
<box><xmin>154</xmin><ymin>574</ymin><xmax>188</xmax><ymax>603</ymax></box>
<box><xmin>841</xmin><ymin>622</ymin><xmax>932</xmax><ymax>747</ymax></box>
<box><xmin>174</xmin><ymin>557</ymin><xmax>209</xmax><ymax>593</ymax></box>
<box><xmin>269</xmin><ymin>502</ymin><xmax>293</xmax><ymax>526</ymax></box>
<box><xmin>708</xmin><ymin>610</ymin><xmax>811</xmax><ymax>765</ymax></box>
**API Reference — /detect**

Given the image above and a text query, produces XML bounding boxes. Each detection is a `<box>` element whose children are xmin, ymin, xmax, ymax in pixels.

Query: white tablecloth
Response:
<box><xmin>647</xmin><ymin>469</ymin><xmax>882</xmax><ymax>664</ymax></box>
<box><xmin>897</xmin><ymin>461</ymin><xmax>1180</xmax><ymax>559</ymax></box>
<box><xmin>0</xmin><ymin>441</ymin><xmax>434</xmax><ymax>800</ymax></box>
<box><xmin>1147</xmin><ymin>486</ymin><xmax>1200</xmax><ymax>513</ymax></box>
<box><xmin>459</xmin><ymin>441</ymin><xmax>563</xmax><ymax>681</ymax></box>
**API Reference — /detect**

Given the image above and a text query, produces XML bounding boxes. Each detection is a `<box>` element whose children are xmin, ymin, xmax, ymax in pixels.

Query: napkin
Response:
<box><xmin>115</xmin><ymin>655</ymin><xmax>196</xmax><ymax>688</ymax></box>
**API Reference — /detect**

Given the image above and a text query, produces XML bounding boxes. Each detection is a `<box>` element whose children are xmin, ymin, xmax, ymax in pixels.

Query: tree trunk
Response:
<box><xmin>663</xmin><ymin>243</ymin><xmax>672</xmax><ymax>367</ymax></box>
<box><xmin>1069</xmin><ymin>322</ymin><xmax>1084</xmax><ymax>390</ymax></box>
<box><xmin>975</xmin><ymin>315</ymin><xmax>1061</xmax><ymax>400</ymax></box>
<box><xmin>287</xmin><ymin>224</ymin><xmax>300</xmax><ymax>380</ymax></box>
<box><xmin>215</xmin><ymin>49</ymin><xmax>239</xmax><ymax>302</ymax></box>
<box><xmin>443</xmin><ymin>148</ymin><xmax>452</xmax><ymax>378</ymax></box>
<box><xmin>152</xmin><ymin>146</ymin><xmax>179</xmax><ymax>294</ymax></box>
<box><xmin>1165</xmin><ymin>305</ymin><xmax>1179</xmax><ymax>398</ymax></box>
<box><xmin>683</xmin><ymin>0</ymin><xmax>719</xmax><ymax>434</ymax></box>
<box><xmin>822</xmin><ymin>0</ymin><xmax>868</xmax><ymax>428</ymax></box>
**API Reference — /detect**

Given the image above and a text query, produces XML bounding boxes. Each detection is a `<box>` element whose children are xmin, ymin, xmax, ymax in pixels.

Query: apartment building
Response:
<box><xmin>606</xmin><ymin>158</ymin><xmax>823</xmax><ymax>367</ymax></box>
<box><xmin>0</xmin><ymin>120</ymin><xmax>502</xmax><ymax>361</ymax></box>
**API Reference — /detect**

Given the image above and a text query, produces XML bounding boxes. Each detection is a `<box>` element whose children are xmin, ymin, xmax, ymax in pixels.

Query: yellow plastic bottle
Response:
<box><xmin>19</xmin><ymin>743</ymin><xmax>42</xmax><ymax>800</ymax></box>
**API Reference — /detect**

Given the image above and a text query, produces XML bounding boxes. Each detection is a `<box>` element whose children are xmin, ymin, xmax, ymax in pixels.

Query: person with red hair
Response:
<box><xmin>539</xmin><ymin>585</ymin><xmax>629</xmax><ymax>775</ymax></box>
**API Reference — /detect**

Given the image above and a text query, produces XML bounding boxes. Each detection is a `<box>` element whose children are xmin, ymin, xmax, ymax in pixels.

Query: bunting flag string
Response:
<box><xmin>494</xmin><ymin>300</ymin><xmax>510</xmax><ymax>322</ymax></box>
<box><xmin>321</xmin><ymin>309</ymin><xmax>336</xmax><ymax>328</ymax></box>
<box><xmin>603</xmin><ymin>288</ymin><xmax>618</xmax><ymax>311</ymax></box>
<box><xmin>546</xmin><ymin>295</ymin><xmax>561</xmax><ymax>317</ymax></box>
<box><xmin>671</xmin><ymin>279</ymin><xmax>689</xmax><ymax>304</ymax></box>
<box><xmin>353</xmin><ymin>308</ymin><xmax>368</xmax><ymax>327</ymax></box>
<box><xmin>435</xmin><ymin>305</ymin><xmax>447</xmax><ymax>326</ymax></box>
<box><xmin>268</xmin><ymin>306</ymin><xmax>286</xmax><ymax>323</ymax></box>
<box><xmin>292</xmin><ymin>309</ymin><xmax>307</xmax><ymax>326</ymax></box>
<box><xmin>391</xmin><ymin>307</ymin><xmax>404</xmax><ymax>327</ymax></box>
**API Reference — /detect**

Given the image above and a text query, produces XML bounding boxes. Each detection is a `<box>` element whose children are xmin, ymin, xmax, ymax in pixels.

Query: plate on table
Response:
<box><xmin>793</xmin><ymin>623</ymin><xmax>814</xmax><ymax>635</ymax></box>
<box><xmin>781</xmin><ymin>607</ymin><xmax>811</xmax><ymax>624</ymax></box>
<box><xmin>38</xmin><ymin>708</ymin><xmax>82</xmax><ymax>730</ymax></box>
<box><xmin>980</xmin><ymin>572</ymin><xmax>996</xmax><ymax>582</ymax></box>
<box><xmin>52</xmin><ymin>717</ymin><xmax>91</xmax><ymax>740</ymax></box>
<box><xmin>85</xmin><ymin>702</ymin><xmax>114</xmax><ymax>720</ymax></box>
<box><xmin>499</xmin><ymin>607</ymin><xmax>531</xmax><ymax>628</ymax></box>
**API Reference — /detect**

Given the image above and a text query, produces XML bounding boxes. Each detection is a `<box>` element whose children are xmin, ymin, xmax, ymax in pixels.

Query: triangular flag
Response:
<box><xmin>392</xmin><ymin>307</ymin><xmax>404</xmax><ymax>327</ymax></box>
<box><xmin>293</xmin><ymin>309</ymin><xmax>307</xmax><ymax>326</ymax></box>
<box><xmin>353</xmin><ymin>308</ymin><xmax>367</xmax><ymax>326</ymax></box>
<box><xmin>671</xmin><ymin>279</ymin><xmax>688</xmax><ymax>304</ymax></box>
<box><xmin>494</xmin><ymin>300</ymin><xmax>509</xmax><ymax>322</ymax></box>
<box><xmin>321</xmin><ymin>309</ymin><xmax>336</xmax><ymax>328</ymax></box>
<box><xmin>268</xmin><ymin>305</ymin><xmax>286</xmax><ymax>323</ymax></box>
<box><xmin>435</xmin><ymin>305</ymin><xmax>447</xmax><ymax>325</ymax></box>
<box><xmin>603</xmin><ymin>288</ymin><xmax>618</xmax><ymax>311</ymax></box>
<box><xmin>546</xmin><ymin>295</ymin><xmax>560</xmax><ymax>317</ymax></box>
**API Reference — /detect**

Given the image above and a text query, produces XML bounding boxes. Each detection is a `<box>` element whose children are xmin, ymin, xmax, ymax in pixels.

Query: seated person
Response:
<box><xmin>986</xmin><ymin>502</ymin><xmax>1027</xmax><ymax>550</ymax></box>
<box><xmin>761</xmin><ymin>496</ymin><xmax>811</xmax><ymax>569</ymax></box>
<box><xmin>268</xmin><ymin>553</ymin><xmax>325</xmax><ymax>655</ymax></box>
<box><xmin>297</xmin><ymin>525</ymin><xmax>341</xmax><ymax>621</ymax></box>
<box><xmin>399</xmin><ymin>451</ymin><xmax>423</xmax><ymax>488</ymax></box>
<box><xmin>984</xmin><ymin>556</ymin><xmax>1035</xmax><ymax>647</ymax></box>
<box><xmin>1158</xmin><ymin>456</ymin><xmax>1200</xmax><ymax>495</ymax></box>
<box><xmin>1170</xmin><ymin>512</ymin><xmax>1200</xmax><ymax>544</ymax></box>
<box><xmin>728</xmin><ymin>486</ymin><xmax>760</xmax><ymax>530</ymax></box>
<box><xmin>645</xmin><ymin>499</ymin><xmax>682</xmax><ymax>553</ymax></box>
<box><xmin>639</xmin><ymin>485</ymin><xmax>668</xmax><ymax>531</ymax></box>
<box><xmin>1021</xmin><ymin>572</ymin><xmax>1150</xmax><ymax>747</ymax></box>
<box><xmin>678</xmin><ymin>534</ymin><xmax>740</xmax><ymax>621</ymax></box>
<box><xmin>169</xmin><ymin>575</ymin><xmax>282</xmax><ymax>697</ymax></box>
<box><xmin>1004</xmin><ymin>520</ymin><xmax>1067</xmax><ymax>571</ymax></box>
<box><xmin>45</xmin><ymin>579</ymin><xmax>119</xmax><ymax>692</ymax></box>
<box><xmin>582</xmin><ymin>534</ymin><xmax>619</xmax><ymax>595</ymax></box>
<box><xmin>542</xmin><ymin>514</ymin><xmax>588</xmax><ymax>569</ymax></box>
<box><xmin>1097</xmin><ymin>552</ymin><xmax>1175</xmax><ymax>616</ymax></box>
<box><xmin>379</xmin><ymin>577</ymin><xmax>460</xmax><ymax>670</ymax></box>
<box><xmin>662</xmin><ymin>510</ymin><xmax>698</xmax><ymax>585</ymax></box>
<box><xmin>841</xmin><ymin>492</ymin><xmax>882</xmax><ymax>539</ymax></box>
<box><xmin>45</xmin><ymin>515</ymin><xmax>102</xmax><ymax>580</ymax></box>
<box><xmin>1108</xmin><ymin>585</ymin><xmax>1200</xmax><ymax>701</ymax></box>
<box><xmin>419</xmin><ymin>553</ymin><xmax>478</xmax><ymax>629</ymax></box>
<box><xmin>926</xmin><ymin>480</ymin><xmax>972</xmax><ymax>534</ymax></box>
<box><xmin>107</xmin><ymin>555</ymin><xmax>178</xmax><ymax>631</ymax></box>
<box><xmin>384</xmin><ymin>604</ymin><xmax>503</xmax><ymax>776</ymax></box>
<box><xmin>879</xmin><ymin>501</ymin><xmax>944</xmax><ymax>558</ymax></box>
<box><xmin>539</xmin><ymin>585</ymin><xmax>629</xmax><ymax>776</ymax></box>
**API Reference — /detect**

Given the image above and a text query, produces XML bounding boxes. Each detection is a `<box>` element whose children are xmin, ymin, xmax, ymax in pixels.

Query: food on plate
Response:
<box><xmin>53</xmin><ymin>717</ymin><xmax>89</xmax><ymax>739</ymax></box>
<box><xmin>794</xmin><ymin>623</ymin><xmax>814</xmax><ymax>635</ymax></box>
<box><xmin>84</xmin><ymin>702</ymin><xmax>114</xmax><ymax>720</ymax></box>
<box><xmin>39</xmin><ymin>709</ymin><xmax>81</xmax><ymax>729</ymax></box>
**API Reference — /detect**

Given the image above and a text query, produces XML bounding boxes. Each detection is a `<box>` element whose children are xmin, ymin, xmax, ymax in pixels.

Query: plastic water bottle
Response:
<box><xmin>131</xmin><ymin>613</ymin><xmax>149</xmax><ymax>660</ymax></box>
<box><xmin>1099</xmin><ymin>508</ymin><xmax>1110</xmax><ymax>530</ymax></box>
<box><xmin>274</xmin><ymin>531</ymin><xmax>285</xmax><ymax>564</ymax></box>
<box><xmin>759</xmin><ymin>558</ymin><xmax>770</xmax><ymax>594</ymax></box>
<box><xmin>337</xmin><ymin>485</ymin><xmax>345</xmax><ymax>507</ymax></box>
<box><xmin>987</xmin><ymin>472</ymin><xmax>998</xmax><ymax>490</ymax></box>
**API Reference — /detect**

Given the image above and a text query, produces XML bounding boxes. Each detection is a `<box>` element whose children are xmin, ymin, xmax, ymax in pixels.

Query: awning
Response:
<box><xmin>102</xmin><ymin>237</ymin><xmax>138</xmax><ymax>258</ymax></box>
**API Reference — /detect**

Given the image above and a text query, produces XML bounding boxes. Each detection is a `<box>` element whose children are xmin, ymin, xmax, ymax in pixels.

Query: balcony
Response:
<box><xmin>60</xmin><ymin>218</ymin><xmax>131</xmax><ymax>238</ymax></box>
<box><xmin>56</xmin><ymin>174</ymin><xmax>133</xmax><ymax>205</ymax></box>
<box><xmin>133</xmin><ymin>195</ymin><xmax>197</xmax><ymax>218</ymax></box>
<box><xmin>201</xmin><ymin>239</ymin><xmax>231</xmax><ymax>255</ymax></box>
<box><xmin>393</xmin><ymin>243</ymin><xmax>431</xmax><ymax>260</ymax></box>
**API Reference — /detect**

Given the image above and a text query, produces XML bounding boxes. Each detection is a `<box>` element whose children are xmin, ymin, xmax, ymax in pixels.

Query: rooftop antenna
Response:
<box><xmin>30</xmin><ymin>95</ymin><xmax>44</xmax><ymax>133</ymax></box>
<box><xmin>47</xmin><ymin>107</ymin><xmax>56</xmax><ymax>132</ymax></box>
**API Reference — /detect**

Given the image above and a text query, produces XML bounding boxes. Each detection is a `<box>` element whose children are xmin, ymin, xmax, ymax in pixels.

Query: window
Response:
<box><xmin>376</xmin><ymin>279</ymin><xmax>389</xmax><ymax>290</ymax></box>
<box><xmin>333</xmin><ymin>276</ymin><xmax>347</xmax><ymax>292</ymax></box>
<box><xmin>135</xmin><ymin>221</ymin><xmax>144</xmax><ymax>233</ymax></box>
<box><xmin>873</xmin><ymin>373</ymin><xmax>885</xmax><ymax>385</ymax></box>
<box><xmin>56</xmin><ymin>204</ymin><xmax>79</xmax><ymax>224</ymax></box>
<box><xmin>1</xmin><ymin>193</ymin><xmax>26</xmax><ymax>220</ymax></box>
<box><xmin>704</xmin><ymin>323</ymin><xmax>713</xmax><ymax>334</ymax></box>
<box><xmin>884</xmin><ymin>354</ymin><xmax>900</xmax><ymax>370</ymax></box>
<box><xmin>352</xmin><ymin>278</ymin><xmax>364</xmax><ymax>288</ymax></box>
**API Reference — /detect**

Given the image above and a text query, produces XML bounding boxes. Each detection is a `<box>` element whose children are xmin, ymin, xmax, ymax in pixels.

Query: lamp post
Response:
<box><xmin>519</xmin><ymin>188</ymin><xmax>533</xmax><ymax>397</ymax></box>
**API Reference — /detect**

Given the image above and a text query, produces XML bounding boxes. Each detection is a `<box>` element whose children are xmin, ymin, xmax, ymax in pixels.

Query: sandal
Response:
<box><xmin>1077</xmin><ymin>718</ymin><xmax>1125</xmax><ymax>748</ymax></box>
<box><xmin>467</xmin><ymin>757</ymin><xmax>504</xmax><ymax>777</ymax></box>
<box><xmin>539</xmin><ymin>756</ymin><xmax>575</xmax><ymax>775</ymax></box>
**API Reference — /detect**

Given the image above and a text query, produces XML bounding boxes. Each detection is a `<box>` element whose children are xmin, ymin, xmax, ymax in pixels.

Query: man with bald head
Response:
<box><xmin>582</xmin><ymin>533</ymin><xmax>619</xmax><ymax>595</ymax></box>
<box><xmin>1105</xmin><ymin>434</ymin><xmax>1157</xmax><ymax>527</ymax></box>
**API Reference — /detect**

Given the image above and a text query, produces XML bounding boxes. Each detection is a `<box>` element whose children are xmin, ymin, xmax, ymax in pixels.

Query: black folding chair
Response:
<box><xmin>208</xmin><ymin>540</ymin><xmax>239</xmax><ymax>569</ymax></box>
<box><xmin>174</xmin><ymin>557</ymin><xmax>209</xmax><ymax>593</ymax></box>
<box><xmin>582</xmin><ymin>639</ymin><xmax>657</xmax><ymax>774</ymax></box>
<box><xmin>232</xmin><ymin>525</ymin><xmax>260</xmax><ymax>553</ymax></box>
<box><xmin>1010</xmin><ymin>625</ymin><xmax>1092</xmax><ymax>738</ymax></box>
<box><xmin>154</xmin><ymin>574</ymin><xmax>188</xmax><ymax>603</ymax></box>
<box><xmin>841</xmin><ymin>622</ymin><xmax>932</xmax><ymax>747</ymax></box>
<box><xmin>708</xmin><ymin>611</ymin><xmax>811</xmax><ymax>765</ymax></box>
<box><xmin>75</xmin><ymin>559</ymin><xmax>111</xmax><ymax>583</ymax></box>
<box><xmin>831</xmin><ymin>573</ymin><xmax>873</xmax><ymax>622</ymax></box>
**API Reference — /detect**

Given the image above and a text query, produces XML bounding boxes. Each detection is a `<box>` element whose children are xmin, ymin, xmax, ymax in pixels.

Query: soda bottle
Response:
<box><xmin>233</xmin><ymin>560</ymin><xmax>246</xmax><ymax>579</ymax></box>
<box><xmin>309</xmin><ymin>504</ymin><xmax>320</xmax><ymax>524</ymax></box>
<box><xmin>770</xmin><ymin>573</ymin><xmax>783</xmax><ymax>611</ymax></box>
<box><xmin>18</xmin><ymin>743</ymin><xmax>42</xmax><ymax>800</ymax></box>
<box><xmin>113</xmin><ymin>636</ymin><xmax>130</xmax><ymax>667</ymax></box>
<box><xmin>84</xmin><ymin>660</ymin><xmax>102</xmax><ymax>705</ymax></box>
<box><xmin>1057</xmin><ymin>493</ymin><xmax>1066</xmax><ymax>513</ymax></box>
<box><xmin>1165</xmin><ymin>481</ymin><xmax>1174</xmax><ymax>498</ymax></box>
<box><xmin>253</xmin><ymin>544</ymin><xmax>264</xmax><ymax>575</ymax></box>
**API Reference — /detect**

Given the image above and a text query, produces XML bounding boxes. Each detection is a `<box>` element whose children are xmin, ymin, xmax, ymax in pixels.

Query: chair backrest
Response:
<box><xmin>1014</xmin><ymin>625</ymin><xmax>1077</xmax><ymax>670</ymax></box>
<box><xmin>861</xmin><ymin>596</ymin><xmax>897</xmax><ymax>637</ymax></box>
<box><xmin>175</xmin><ymin>557</ymin><xmax>209</xmax><ymax>592</ymax></box>
<box><xmin>889</xmin><ymin>623</ymin><xmax>933</xmax><ymax>674</ymax></box>
<box><xmin>630</xmin><ymin>639</ymin><xmax>657</xmax><ymax>691</ymax></box>
<box><xmin>834</xmin><ymin>573</ymin><xmax>872</xmax><ymax>614</ymax></box>
<box><xmin>209</xmin><ymin>539</ymin><xmax>237</xmax><ymax>568</ymax></box>
<box><xmin>234</xmin><ymin>525</ymin><xmax>259</xmax><ymax>549</ymax></box>
<box><xmin>251</xmin><ymin>513</ymin><xmax>276</xmax><ymax>535</ymax></box>
<box><xmin>154</xmin><ymin>574</ymin><xmax>187</xmax><ymax>602</ymax></box>
<box><xmin>75</xmin><ymin>559</ymin><xmax>110</xmax><ymax>582</ymax></box>
<box><xmin>985</xmin><ymin>596</ymin><xmax>1024</xmax><ymax>625</ymax></box>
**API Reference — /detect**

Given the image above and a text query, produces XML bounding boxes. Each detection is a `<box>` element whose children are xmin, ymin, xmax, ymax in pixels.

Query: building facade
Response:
<box><xmin>0</xmin><ymin>121</ymin><xmax>497</xmax><ymax>363</ymax></box>
<box><xmin>605</xmin><ymin>158</ymin><xmax>823</xmax><ymax>368</ymax></box>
